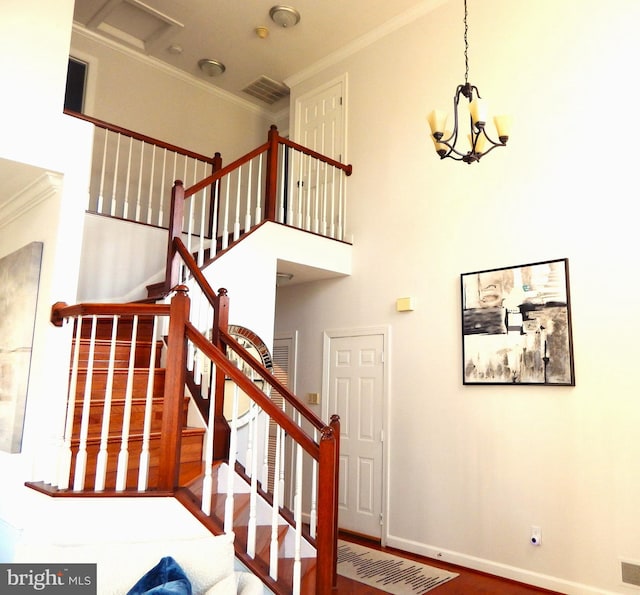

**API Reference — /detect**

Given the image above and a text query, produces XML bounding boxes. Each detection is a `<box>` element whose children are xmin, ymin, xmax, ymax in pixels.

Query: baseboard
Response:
<box><xmin>384</xmin><ymin>534</ymin><xmax>619</xmax><ymax>595</ymax></box>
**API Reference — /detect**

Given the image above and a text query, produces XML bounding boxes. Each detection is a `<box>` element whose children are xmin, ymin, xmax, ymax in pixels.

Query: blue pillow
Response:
<box><xmin>127</xmin><ymin>556</ymin><xmax>192</xmax><ymax>594</ymax></box>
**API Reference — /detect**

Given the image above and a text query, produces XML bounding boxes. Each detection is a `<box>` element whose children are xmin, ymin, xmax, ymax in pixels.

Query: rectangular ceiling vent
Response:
<box><xmin>242</xmin><ymin>76</ymin><xmax>290</xmax><ymax>105</ymax></box>
<box><xmin>87</xmin><ymin>0</ymin><xmax>183</xmax><ymax>52</ymax></box>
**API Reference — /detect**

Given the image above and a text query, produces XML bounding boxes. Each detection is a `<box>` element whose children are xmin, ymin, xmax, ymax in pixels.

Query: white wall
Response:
<box><xmin>277</xmin><ymin>1</ymin><xmax>640</xmax><ymax>593</ymax></box>
<box><xmin>0</xmin><ymin>0</ymin><xmax>95</xmax><ymax>555</ymax></box>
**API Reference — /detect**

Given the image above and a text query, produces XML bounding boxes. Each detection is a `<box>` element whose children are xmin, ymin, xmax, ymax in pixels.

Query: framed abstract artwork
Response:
<box><xmin>461</xmin><ymin>258</ymin><xmax>575</xmax><ymax>385</ymax></box>
<box><xmin>0</xmin><ymin>242</ymin><xmax>43</xmax><ymax>452</ymax></box>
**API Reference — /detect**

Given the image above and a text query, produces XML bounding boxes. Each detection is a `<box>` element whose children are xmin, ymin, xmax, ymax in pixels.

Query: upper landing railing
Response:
<box><xmin>68</xmin><ymin>111</ymin><xmax>353</xmax><ymax>271</ymax></box>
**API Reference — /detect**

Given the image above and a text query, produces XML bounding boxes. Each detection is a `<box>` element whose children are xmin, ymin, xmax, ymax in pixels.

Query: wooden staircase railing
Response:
<box><xmin>147</xmin><ymin>124</ymin><xmax>353</xmax><ymax>298</ymax></box>
<box><xmin>39</xmin><ymin>252</ymin><xmax>340</xmax><ymax>593</ymax></box>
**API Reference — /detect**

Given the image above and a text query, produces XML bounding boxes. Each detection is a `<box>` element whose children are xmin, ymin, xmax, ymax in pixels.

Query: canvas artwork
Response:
<box><xmin>0</xmin><ymin>242</ymin><xmax>43</xmax><ymax>452</ymax></box>
<box><xmin>461</xmin><ymin>258</ymin><xmax>574</xmax><ymax>385</ymax></box>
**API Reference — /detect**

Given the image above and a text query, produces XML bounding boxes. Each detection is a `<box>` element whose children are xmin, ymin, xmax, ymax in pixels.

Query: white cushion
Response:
<box><xmin>204</xmin><ymin>572</ymin><xmax>237</xmax><ymax>594</ymax></box>
<box><xmin>13</xmin><ymin>532</ymin><xmax>236</xmax><ymax>595</ymax></box>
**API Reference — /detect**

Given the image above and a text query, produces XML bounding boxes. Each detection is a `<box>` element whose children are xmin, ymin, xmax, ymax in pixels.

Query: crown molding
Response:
<box><xmin>285</xmin><ymin>0</ymin><xmax>448</xmax><ymax>89</ymax></box>
<box><xmin>0</xmin><ymin>172</ymin><xmax>63</xmax><ymax>230</ymax></box>
<box><xmin>71</xmin><ymin>23</ymin><xmax>277</xmax><ymax>118</ymax></box>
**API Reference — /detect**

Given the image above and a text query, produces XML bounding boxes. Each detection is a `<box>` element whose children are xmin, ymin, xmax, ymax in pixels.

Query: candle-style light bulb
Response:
<box><xmin>469</xmin><ymin>98</ymin><xmax>488</xmax><ymax>127</ymax></box>
<box><xmin>427</xmin><ymin>110</ymin><xmax>448</xmax><ymax>136</ymax></box>
<box><xmin>493</xmin><ymin>115</ymin><xmax>512</xmax><ymax>141</ymax></box>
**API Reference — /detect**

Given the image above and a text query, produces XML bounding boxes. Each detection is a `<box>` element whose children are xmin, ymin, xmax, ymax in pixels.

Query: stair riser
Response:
<box><xmin>72</xmin><ymin>340</ymin><xmax>163</xmax><ymax>368</ymax></box>
<box><xmin>76</xmin><ymin>317</ymin><xmax>158</xmax><ymax>345</ymax></box>
<box><xmin>71</xmin><ymin>398</ymin><xmax>189</xmax><ymax>438</ymax></box>
<box><xmin>73</xmin><ymin>369</ymin><xmax>165</xmax><ymax>400</ymax></box>
<box><xmin>69</xmin><ymin>431</ymin><xmax>204</xmax><ymax>491</ymax></box>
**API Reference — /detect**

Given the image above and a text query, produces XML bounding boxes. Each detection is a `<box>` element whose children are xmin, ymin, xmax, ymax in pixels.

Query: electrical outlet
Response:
<box><xmin>530</xmin><ymin>526</ymin><xmax>542</xmax><ymax>546</ymax></box>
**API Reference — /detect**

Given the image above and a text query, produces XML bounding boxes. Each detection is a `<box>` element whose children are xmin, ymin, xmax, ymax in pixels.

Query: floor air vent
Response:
<box><xmin>242</xmin><ymin>76</ymin><xmax>289</xmax><ymax>105</ymax></box>
<box><xmin>622</xmin><ymin>561</ymin><xmax>640</xmax><ymax>587</ymax></box>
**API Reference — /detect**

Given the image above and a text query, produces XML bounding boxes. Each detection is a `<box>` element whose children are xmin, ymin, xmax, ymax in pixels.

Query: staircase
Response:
<box><xmin>55</xmin><ymin>310</ymin><xmax>318</xmax><ymax>593</ymax></box>
<box><xmin>68</xmin><ymin>314</ymin><xmax>205</xmax><ymax>491</ymax></box>
<box><xmin>28</xmin><ymin>118</ymin><xmax>348</xmax><ymax>594</ymax></box>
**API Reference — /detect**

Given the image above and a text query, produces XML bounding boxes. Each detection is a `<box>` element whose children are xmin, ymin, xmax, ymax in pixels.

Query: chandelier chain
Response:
<box><xmin>464</xmin><ymin>0</ymin><xmax>469</xmax><ymax>84</ymax></box>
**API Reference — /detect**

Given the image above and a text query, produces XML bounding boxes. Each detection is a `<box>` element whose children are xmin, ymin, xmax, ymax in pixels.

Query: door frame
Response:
<box><xmin>321</xmin><ymin>325</ymin><xmax>390</xmax><ymax>545</ymax></box>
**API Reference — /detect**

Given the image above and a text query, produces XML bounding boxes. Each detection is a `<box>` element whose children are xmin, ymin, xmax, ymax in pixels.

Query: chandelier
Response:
<box><xmin>427</xmin><ymin>0</ymin><xmax>511</xmax><ymax>164</ymax></box>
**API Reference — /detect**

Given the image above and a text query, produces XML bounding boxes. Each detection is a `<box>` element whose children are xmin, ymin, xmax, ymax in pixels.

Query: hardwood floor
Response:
<box><xmin>337</xmin><ymin>533</ymin><xmax>561</xmax><ymax>594</ymax></box>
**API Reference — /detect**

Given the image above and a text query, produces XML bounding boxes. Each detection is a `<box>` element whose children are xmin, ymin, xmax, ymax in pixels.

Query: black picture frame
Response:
<box><xmin>461</xmin><ymin>258</ymin><xmax>575</xmax><ymax>385</ymax></box>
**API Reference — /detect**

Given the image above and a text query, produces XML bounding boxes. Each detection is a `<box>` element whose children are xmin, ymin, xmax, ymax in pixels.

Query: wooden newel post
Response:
<box><xmin>158</xmin><ymin>285</ymin><xmax>190</xmax><ymax>491</ymax></box>
<box><xmin>208</xmin><ymin>152</ymin><xmax>222</xmax><ymax>239</ymax></box>
<box><xmin>165</xmin><ymin>180</ymin><xmax>185</xmax><ymax>292</ymax></box>
<box><xmin>264</xmin><ymin>125</ymin><xmax>279</xmax><ymax>222</ymax></box>
<box><xmin>50</xmin><ymin>302</ymin><xmax>68</xmax><ymax>327</ymax></box>
<box><xmin>316</xmin><ymin>418</ymin><xmax>340</xmax><ymax>594</ymax></box>
<box><xmin>212</xmin><ymin>287</ymin><xmax>231</xmax><ymax>461</ymax></box>
<box><xmin>330</xmin><ymin>414</ymin><xmax>341</xmax><ymax>589</ymax></box>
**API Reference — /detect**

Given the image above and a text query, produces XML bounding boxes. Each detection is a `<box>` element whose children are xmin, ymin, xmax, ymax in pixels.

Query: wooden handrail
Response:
<box><xmin>218</xmin><ymin>327</ymin><xmax>325</xmax><ymax>433</ymax></box>
<box><xmin>186</xmin><ymin>322</ymin><xmax>320</xmax><ymax>457</ymax></box>
<box><xmin>184</xmin><ymin>142</ymin><xmax>270</xmax><ymax>199</ymax></box>
<box><xmin>63</xmin><ymin>109</ymin><xmax>217</xmax><ymax>165</ymax></box>
<box><xmin>280</xmin><ymin>134</ymin><xmax>353</xmax><ymax>176</ymax></box>
<box><xmin>50</xmin><ymin>301</ymin><xmax>170</xmax><ymax>327</ymax></box>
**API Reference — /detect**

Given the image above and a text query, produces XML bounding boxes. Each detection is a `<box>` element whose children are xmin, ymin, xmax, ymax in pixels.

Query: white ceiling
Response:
<box><xmin>72</xmin><ymin>0</ymin><xmax>445</xmax><ymax>111</ymax></box>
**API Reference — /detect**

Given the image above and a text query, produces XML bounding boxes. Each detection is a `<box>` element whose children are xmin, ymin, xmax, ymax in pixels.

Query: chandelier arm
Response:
<box><xmin>479</xmin><ymin>128</ymin><xmax>507</xmax><ymax>148</ymax></box>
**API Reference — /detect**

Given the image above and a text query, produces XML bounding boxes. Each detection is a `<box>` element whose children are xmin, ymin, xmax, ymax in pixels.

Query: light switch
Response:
<box><xmin>307</xmin><ymin>392</ymin><xmax>320</xmax><ymax>405</ymax></box>
<box><xmin>396</xmin><ymin>297</ymin><xmax>415</xmax><ymax>312</ymax></box>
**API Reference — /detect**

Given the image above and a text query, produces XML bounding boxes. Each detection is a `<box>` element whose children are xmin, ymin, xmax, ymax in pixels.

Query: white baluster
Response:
<box><xmin>201</xmin><ymin>366</ymin><xmax>217</xmax><ymax>516</ymax></box>
<box><xmin>57</xmin><ymin>316</ymin><xmax>83</xmax><ymax>490</ymax></box>
<box><xmin>269</xmin><ymin>422</ymin><xmax>282</xmax><ymax>580</ymax></box>
<box><xmin>233</xmin><ymin>166</ymin><xmax>242</xmax><ymax>240</ymax></box>
<box><xmin>158</xmin><ymin>148</ymin><xmax>168</xmax><ymax>227</ymax></box>
<box><xmin>198</xmin><ymin>179</ymin><xmax>207</xmax><ymax>268</ymax></box>
<box><xmin>310</xmin><ymin>428</ymin><xmax>318</xmax><ymax>538</ymax></box>
<box><xmin>221</xmin><ymin>175</ymin><xmax>230</xmax><ymax>250</ymax></box>
<box><xmin>97</xmin><ymin>129</ymin><xmax>108</xmax><ymax>214</ymax></box>
<box><xmin>224</xmin><ymin>383</ymin><xmax>240</xmax><ymax>534</ymax></box>
<box><xmin>321</xmin><ymin>162</ymin><xmax>328</xmax><ymax>236</ymax></box>
<box><xmin>244</xmin><ymin>159</ymin><xmax>253</xmax><ymax>232</ymax></box>
<box><xmin>74</xmin><ymin>315</ymin><xmax>98</xmax><ymax>491</ymax></box>
<box><xmin>278</xmin><ymin>146</ymin><xmax>286</xmax><ymax>224</ymax></box>
<box><xmin>110</xmin><ymin>133</ymin><xmax>121</xmax><ymax>217</ymax></box>
<box><xmin>211</xmin><ymin>178</ymin><xmax>220</xmax><ymax>251</ymax></box>
<box><xmin>305</xmin><ymin>154</ymin><xmax>312</xmax><ymax>232</ymax></box>
<box><xmin>122</xmin><ymin>136</ymin><xmax>133</xmax><ymax>219</ymax></box>
<box><xmin>296</xmin><ymin>151</ymin><xmax>304</xmax><ymax>229</ymax></box>
<box><xmin>330</xmin><ymin>167</ymin><xmax>336</xmax><ymax>239</ymax></box>
<box><xmin>279</xmin><ymin>425</ymin><xmax>286</xmax><ymax>508</ymax></box>
<box><xmin>261</xmin><ymin>411</ymin><xmax>270</xmax><ymax>489</ymax></box>
<box><xmin>147</xmin><ymin>144</ymin><xmax>156</xmax><ymax>225</ymax></box>
<box><xmin>292</xmin><ymin>442</ymin><xmax>303</xmax><ymax>595</ymax></box>
<box><xmin>255</xmin><ymin>154</ymin><xmax>263</xmax><ymax>224</ymax></box>
<box><xmin>95</xmin><ymin>315</ymin><xmax>119</xmax><ymax>491</ymax></box>
<box><xmin>135</xmin><ymin>140</ymin><xmax>144</xmax><ymax>222</ymax></box>
<box><xmin>247</xmin><ymin>405</ymin><xmax>260</xmax><ymax>558</ymax></box>
<box><xmin>116</xmin><ymin>315</ymin><xmax>139</xmax><ymax>491</ymax></box>
<box><xmin>338</xmin><ymin>172</ymin><xmax>345</xmax><ymax>241</ymax></box>
<box><xmin>138</xmin><ymin>316</ymin><xmax>159</xmax><ymax>491</ymax></box>
<box><xmin>313</xmin><ymin>157</ymin><xmax>320</xmax><ymax>234</ymax></box>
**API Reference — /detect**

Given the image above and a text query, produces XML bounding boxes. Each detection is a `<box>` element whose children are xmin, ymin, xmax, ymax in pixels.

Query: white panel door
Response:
<box><xmin>327</xmin><ymin>333</ymin><xmax>384</xmax><ymax>538</ymax></box>
<box><xmin>295</xmin><ymin>77</ymin><xmax>345</xmax><ymax>161</ymax></box>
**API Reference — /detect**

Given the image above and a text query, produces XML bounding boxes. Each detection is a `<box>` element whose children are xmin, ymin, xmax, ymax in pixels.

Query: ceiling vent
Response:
<box><xmin>86</xmin><ymin>0</ymin><xmax>183</xmax><ymax>53</ymax></box>
<box><xmin>242</xmin><ymin>76</ymin><xmax>290</xmax><ymax>105</ymax></box>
